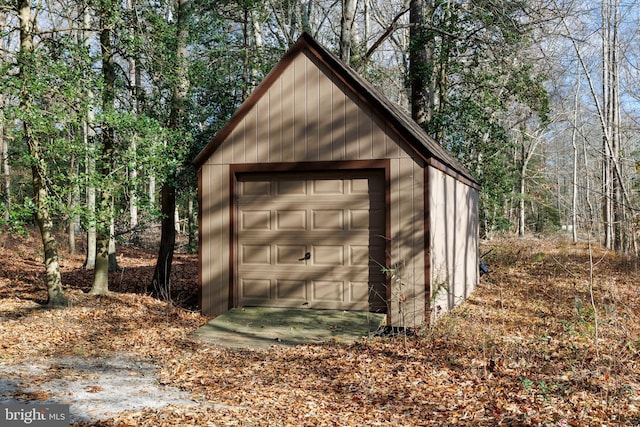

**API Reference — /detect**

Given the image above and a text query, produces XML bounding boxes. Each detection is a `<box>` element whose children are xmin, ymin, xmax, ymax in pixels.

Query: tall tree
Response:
<box><xmin>17</xmin><ymin>0</ymin><xmax>67</xmax><ymax>306</ymax></box>
<box><xmin>559</xmin><ymin>0</ymin><xmax>637</xmax><ymax>252</ymax></box>
<box><xmin>151</xmin><ymin>0</ymin><xmax>191</xmax><ymax>300</ymax></box>
<box><xmin>0</xmin><ymin>95</ymin><xmax>8</xmax><ymax>223</ymax></box>
<box><xmin>81</xmin><ymin>4</ymin><xmax>98</xmax><ymax>270</ymax></box>
<box><xmin>90</xmin><ymin>0</ymin><xmax>118</xmax><ymax>294</ymax></box>
<box><xmin>601</xmin><ymin>0</ymin><xmax>624</xmax><ymax>251</ymax></box>
<box><xmin>408</xmin><ymin>0</ymin><xmax>432</xmax><ymax>127</ymax></box>
<box><xmin>126</xmin><ymin>0</ymin><xmax>140</xmax><ymax>231</ymax></box>
<box><xmin>0</xmin><ymin>12</ymin><xmax>9</xmax><ymax>223</ymax></box>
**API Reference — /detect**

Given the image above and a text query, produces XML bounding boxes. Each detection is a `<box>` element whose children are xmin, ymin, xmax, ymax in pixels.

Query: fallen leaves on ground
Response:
<box><xmin>1</xmin><ymin>230</ymin><xmax>640</xmax><ymax>426</ymax></box>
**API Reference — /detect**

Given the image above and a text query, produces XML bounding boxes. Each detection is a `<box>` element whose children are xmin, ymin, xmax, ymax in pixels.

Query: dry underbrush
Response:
<box><xmin>1</xmin><ymin>231</ymin><xmax>639</xmax><ymax>426</ymax></box>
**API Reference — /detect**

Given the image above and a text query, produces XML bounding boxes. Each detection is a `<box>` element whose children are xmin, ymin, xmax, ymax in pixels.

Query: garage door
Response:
<box><xmin>236</xmin><ymin>171</ymin><xmax>387</xmax><ymax>312</ymax></box>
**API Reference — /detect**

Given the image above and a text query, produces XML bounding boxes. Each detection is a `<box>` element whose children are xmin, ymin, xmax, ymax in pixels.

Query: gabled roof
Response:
<box><xmin>194</xmin><ymin>32</ymin><xmax>479</xmax><ymax>189</ymax></box>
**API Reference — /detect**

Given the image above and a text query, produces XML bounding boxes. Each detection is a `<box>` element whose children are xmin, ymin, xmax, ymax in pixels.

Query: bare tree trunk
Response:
<box><xmin>250</xmin><ymin>9</ymin><xmax>263</xmax><ymax>89</ymax></box>
<box><xmin>571</xmin><ymin>67</ymin><xmax>580</xmax><ymax>243</ymax></box>
<box><xmin>409</xmin><ymin>0</ymin><xmax>434</xmax><ymax>129</ymax></box>
<box><xmin>516</xmin><ymin>125</ymin><xmax>542</xmax><ymax>238</ymax></box>
<box><xmin>90</xmin><ymin>4</ymin><xmax>116</xmax><ymax>294</ymax></box>
<box><xmin>0</xmin><ymin>15</ymin><xmax>8</xmax><ymax>223</ymax></box>
<box><xmin>153</xmin><ymin>183</ymin><xmax>176</xmax><ymax>300</ymax></box>
<box><xmin>108</xmin><ymin>207</ymin><xmax>121</xmax><ymax>271</ymax></box>
<box><xmin>187</xmin><ymin>195</ymin><xmax>195</xmax><ymax>253</ymax></box>
<box><xmin>68</xmin><ymin>154</ymin><xmax>80</xmax><ymax>254</ymax></box>
<box><xmin>1</xmin><ymin>108</ymin><xmax>9</xmax><ymax>223</ymax></box>
<box><xmin>18</xmin><ymin>0</ymin><xmax>67</xmax><ymax>306</ymax></box>
<box><xmin>519</xmin><ymin>159</ymin><xmax>526</xmax><ymax>237</ymax></box>
<box><xmin>583</xmin><ymin>125</ymin><xmax>595</xmax><ymax>237</ymax></box>
<box><xmin>562</xmin><ymin>1</ymin><xmax>634</xmax><ymax>253</ymax></box>
<box><xmin>148</xmin><ymin>174</ymin><xmax>156</xmax><ymax>210</ymax></box>
<box><xmin>609</xmin><ymin>0</ymin><xmax>623</xmax><ymax>252</ymax></box>
<box><xmin>129</xmin><ymin>134</ymin><xmax>138</xmax><ymax>230</ymax></box>
<box><xmin>127</xmin><ymin>0</ymin><xmax>138</xmax><ymax>230</ymax></box>
<box><xmin>84</xmin><ymin>119</ymin><xmax>97</xmax><ymax>269</ymax></box>
<box><xmin>174</xmin><ymin>203</ymin><xmax>180</xmax><ymax>233</ymax></box>
<box><xmin>340</xmin><ymin>0</ymin><xmax>357</xmax><ymax>64</ymax></box>
<box><xmin>601</xmin><ymin>0</ymin><xmax>625</xmax><ymax>252</ymax></box>
<box><xmin>601</xmin><ymin>0</ymin><xmax>614</xmax><ymax>250</ymax></box>
<box><xmin>82</xmin><ymin>7</ymin><xmax>97</xmax><ymax>269</ymax></box>
<box><xmin>363</xmin><ymin>0</ymin><xmax>370</xmax><ymax>44</ymax></box>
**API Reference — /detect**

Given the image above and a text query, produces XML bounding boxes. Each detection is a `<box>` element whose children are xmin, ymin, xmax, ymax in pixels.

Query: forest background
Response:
<box><xmin>0</xmin><ymin>0</ymin><xmax>639</xmax><ymax>306</ymax></box>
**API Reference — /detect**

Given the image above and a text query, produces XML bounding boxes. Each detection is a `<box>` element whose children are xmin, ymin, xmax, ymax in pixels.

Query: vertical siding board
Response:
<box><xmin>413</xmin><ymin>164</ymin><xmax>426</xmax><ymax>326</ymax></box>
<box><xmin>428</xmin><ymin>169</ymin><xmax>478</xmax><ymax>322</ymax></box>
<box><xmin>200</xmin><ymin>165</ymin><xmax>211</xmax><ymax>314</ymax></box>
<box><xmin>445</xmin><ymin>174</ymin><xmax>455</xmax><ymax>310</ymax></box>
<box><xmin>371</xmin><ymin>114</ymin><xmax>387</xmax><ymax>159</ymax></box>
<box><xmin>256</xmin><ymin>95</ymin><xmax>269</xmax><ymax>161</ymax></box>
<box><xmin>281</xmin><ymin>63</ymin><xmax>296</xmax><ymax>162</ymax></box>
<box><xmin>429</xmin><ymin>170</ymin><xmax>438</xmax><ymax>315</ymax></box>
<box><xmin>216</xmin><ymin>164</ymin><xmax>230</xmax><ymax>315</ymax></box>
<box><xmin>358</xmin><ymin>105</ymin><xmax>373</xmax><ymax>159</ymax></box>
<box><xmin>453</xmin><ymin>179</ymin><xmax>463</xmax><ymax>302</ymax></box>
<box><xmin>201</xmin><ymin>164</ymin><xmax>230</xmax><ymax>316</ymax></box>
<box><xmin>387</xmin><ymin>158</ymin><xmax>427</xmax><ymax>328</ymax></box>
<box><xmin>388</xmin><ymin>159</ymin><xmax>400</xmax><ymax>326</ymax></box>
<box><xmin>293</xmin><ymin>55</ymin><xmax>308</xmax><ymax>161</ymax></box>
<box><xmin>268</xmin><ymin>80</ymin><xmax>282</xmax><ymax>162</ymax></box>
<box><xmin>232</xmin><ymin>118</ymin><xmax>245</xmax><ymax>163</ymax></box>
<box><xmin>317</xmin><ymin>71</ymin><xmax>333</xmax><ymax>161</ymax></box>
<box><xmin>424</xmin><ymin>166</ymin><xmax>432</xmax><ymax>323</ymax></box>
<box><xmin>397</xmin><ymin>157</ymin><xmax>422</xmax><ymax>328</ymax></box>
<box><xmin>331</xmin><ymin>83</ymin><xmax>346</xmax><ymax>160</ymax></box>
<box><xmin>344</xmin><ymin>91</ymin><xmax>359</xmax><ymax>159</ymax></box>
<box><xmin>385</xmin><ymin>126</ymin><xmax>400</xmax><ymax>158</ymax></box>
<box><xmin>395</xmin><ymin>160</ymin><xmax>426</xmax><ymax>328</ymax></box>
<box><xmin>244</xmin><ymin>100</ymin><xmax>258</xmax><ymax>163</ymax></box>
<box><xmin>218</xmin><ymin>130</ymin><xmax>234</xmax><ymax>165</ymax></box>
<box><xmin>305</xmin><ymin>54</ymin><xmax>320</xmax><ymax>162</ymax></box>
<box><xmin>452</xmin><ymin>179</ymin><xmax>478</xmax><ymax>301</ymax></box>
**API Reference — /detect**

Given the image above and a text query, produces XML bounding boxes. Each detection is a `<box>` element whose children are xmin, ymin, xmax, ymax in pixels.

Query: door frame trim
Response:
<box><xmin>229</xmin><ymin>160</ymin><xmax>391</xmax><ymax>311</ymax></box>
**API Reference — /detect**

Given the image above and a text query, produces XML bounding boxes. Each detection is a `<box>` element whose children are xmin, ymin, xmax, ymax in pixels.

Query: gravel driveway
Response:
<box><xmin>0</xmin><ymin>355</ymin><xmax>204</xmax><ymax>424</ymax></box>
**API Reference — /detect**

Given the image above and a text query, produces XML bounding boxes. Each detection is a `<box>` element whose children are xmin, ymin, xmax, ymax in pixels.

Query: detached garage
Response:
<box><xmin>194</xmin><ymin>33</ymin><xmax>480</xmax><ymax>328</ymax></box>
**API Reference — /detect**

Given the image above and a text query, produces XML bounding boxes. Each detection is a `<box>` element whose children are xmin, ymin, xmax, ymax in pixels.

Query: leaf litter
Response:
<box><xmin>1</xmin><ymin>232</ymin><xmax>639</xmax><ymax>426</ymax></box>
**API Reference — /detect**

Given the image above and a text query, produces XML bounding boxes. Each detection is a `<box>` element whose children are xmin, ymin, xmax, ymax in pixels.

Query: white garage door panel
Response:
<box><xmin>237</xmin><ymin>171</ymin><xmax>387</xmax><ymax>312</ymax></box>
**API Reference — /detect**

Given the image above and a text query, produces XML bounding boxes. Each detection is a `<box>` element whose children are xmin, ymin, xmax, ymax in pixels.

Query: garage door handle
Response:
<box><xmin>298</xmin><ymin>252</ymin><xmax>311</xmax><ymax>261</ymax></box>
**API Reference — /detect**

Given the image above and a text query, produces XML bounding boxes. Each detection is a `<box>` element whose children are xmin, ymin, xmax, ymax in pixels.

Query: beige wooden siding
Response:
<box><xmin>206</xmin><ymin>52</ymin><xmax>411</xmax><ymax>167</ymax></box>
<box><xmin>200</xmin><ymin>49</ymin><xmax>429</xmax><ymax>327</ymax></box>
<box><xmin>199</xmin><ymin>163</ymin><xmax>230</xmax><ymax>316</ymax></box>
<box><xmin>387</xmin><ymin>157</ymin><xmax>426</xmax><ymax>328</ymax></box>
<box><xmin>429</xmin><ymin>167</ymin><xmax>479</xmax><ymax>323</ymax></box>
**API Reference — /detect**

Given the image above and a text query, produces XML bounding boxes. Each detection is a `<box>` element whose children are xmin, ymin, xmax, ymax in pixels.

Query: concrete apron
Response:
<box><xmin>191</xmin><ymin>307</ymin><xmax>386</xmax><ymax>349</ymax></box>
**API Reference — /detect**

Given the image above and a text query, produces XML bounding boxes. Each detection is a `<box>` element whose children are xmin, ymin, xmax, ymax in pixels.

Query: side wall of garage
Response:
<box><xmin>199</xmin><ymin>50</ymin><xmax>428</xmax><ymax>327</ymax></box>
<box><xmin>428</xmin><ymin>167</ymin><xmax>479</xmax><ymax>323</ymax></box>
